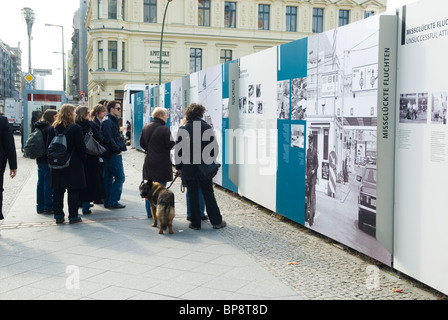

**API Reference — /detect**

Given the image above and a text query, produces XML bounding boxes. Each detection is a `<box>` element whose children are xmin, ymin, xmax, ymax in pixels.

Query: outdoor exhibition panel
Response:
<box><xmin>127</xmin><ymin>0</ymin><xmax>448</xmax><ymax>295</ymax></box>
<box><xmin>393</xmin><ymin>0</ymin><xmax>448</xmax><ymax>295</ymax></box>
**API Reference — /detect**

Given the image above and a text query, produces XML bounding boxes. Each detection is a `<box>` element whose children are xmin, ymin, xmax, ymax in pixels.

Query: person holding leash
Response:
<box><xmin>139</xmin><ymin>107</ymin><xmax>175</xmax><ymax>218</ymax></box>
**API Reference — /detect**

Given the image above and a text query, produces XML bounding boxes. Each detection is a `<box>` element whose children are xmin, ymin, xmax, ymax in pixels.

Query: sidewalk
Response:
<box><xmin>0</xmin><ymin>149</ymin><xmax>302</xmax><ymax>300</ymax></box>
<box><xmin>0</xmin><ymin>145</ymin><xmax>446</xmax><ymax>301</ymax></box>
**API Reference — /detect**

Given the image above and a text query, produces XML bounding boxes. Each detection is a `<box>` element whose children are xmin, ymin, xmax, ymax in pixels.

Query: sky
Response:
<box><xmin>0</xmin><ymin>0</ymin><xmax>418</xmax><ymax>93</ymax></box>
<box><xmin>0</xmin><ymin>0</ymin><xmax>81</xmax><ymax>91</ymax></box>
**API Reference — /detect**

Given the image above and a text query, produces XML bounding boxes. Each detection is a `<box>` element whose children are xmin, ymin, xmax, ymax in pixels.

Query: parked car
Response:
<box><xmin>357</xmin><ymin>165</ymin><xmax>377</xmax><ymax>235</ymax></box>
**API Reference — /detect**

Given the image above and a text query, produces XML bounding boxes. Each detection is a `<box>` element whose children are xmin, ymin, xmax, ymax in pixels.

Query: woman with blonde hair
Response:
<box><xmin>48</xmin><ymin>104</ymin><xmax>86</xmax><ymax>224</ymax></box>
<box><xmin>76</xmin><ymin>106</ymin><xmax>105</xmax><ymax>214</ymax></box>
<box><xmin>139</xmin><ymin>107</ymin><xmax>175</xmax><ymax>218</ymax></box>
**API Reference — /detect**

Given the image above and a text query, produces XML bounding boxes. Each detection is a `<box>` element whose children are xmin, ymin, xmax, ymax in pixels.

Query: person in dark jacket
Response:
<box><xmin>139</xmin><ymin>107</ymin><xmax>175</xmax><ymax>218</ymax></box>
<box><xmin>48</xmin><ymin>104</ymin><xmax>86</xmax><ymax>224</ymax></box>
<box><xmin>76</xmin><ymin>106</ymin><xmax>106</xmax><ymax>215</ymax></box>
<box><xmin>174</xmin><ymin>103</ymin><xmax>226</xmax><ymax>230</ymax></box>
<box><xmin>0</xmin><ymin>115</ymin><xmax>17</xmax><ymax>220</ymax></box>
<box><xmin>90</xmin><ymin>103</ymin><xmax>107</xmax><ymax>204</ymax></box>
<box><xmin>101</xmin><ymin>101</ymin><xmax>127</xmax><ymax>209</ymax></box>
<box><xmin>34</xmin><ymin>109</ymin><xmax>58</xmax><ymax>214</ymax></box>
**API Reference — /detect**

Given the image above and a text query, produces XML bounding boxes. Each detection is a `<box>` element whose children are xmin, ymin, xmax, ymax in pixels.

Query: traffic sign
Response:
<box><xmin>24</xmin><ymin>73</ymin><xmax>35</xmax><ymax>83</ymax></box>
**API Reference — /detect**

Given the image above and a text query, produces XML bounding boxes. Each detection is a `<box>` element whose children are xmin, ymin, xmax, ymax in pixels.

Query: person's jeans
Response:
<box><xmin>103</xmin><ymin>154</ymin><xmax>125</xmax><ymax>207</ymax></box>
<box><xmin>36</xmin><ymin>163</ymin><xmax>53</xmax><ymax>212</ymax></box>
<box><xmin>145</xmin><ymin>181</ymin><xmax>166</xmax><ymax>218</ymax></box>
<box><xmin>187</xmin><ymin>188</ymin><xmax>205</xmax><ymax>218</ymax></box>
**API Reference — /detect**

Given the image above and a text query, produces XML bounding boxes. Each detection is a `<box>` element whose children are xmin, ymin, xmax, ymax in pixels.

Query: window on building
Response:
<box><xmin>144</xmin><ymin>0</ymin><xmax>157</xmax><ymax>23</ymax></box>
<box><xmin>122</xmin><ymin>42</ymin><xmax>126</xmax><ymax>71</ymax></box>
<box><xmin>122</xmin><ymin>0</ymin><xmax>125</xmax><ymax>20</ymax></box>
<box><xmin>224</xmin><ymin>2</ymin><xmax>236</xmax><ymax>28</ymax></box>
<box><xmin>190</xmin><ymin>48</ymin><xmax>202</xmax><ymax>73</ymax></box>
<box><xmin>108</xmin><ymin>40</ymin><xmax>118</xmax><ymax>70</ymax></box>
<box><xmin>286</xmin><ymin>6</ymin><xmax>297</xmax><ymax>32</ymax></box>
<box><xmin>364</xmin><ymin>11</ymin><xmax>375</xmax><ymax>18</ymax></box>
<box><xmin>198</xmin><ymin>0</ymin><xmax>211</xmax><ymax>26</ymax></box>
<box><xmin>98</xmin><ymin>41</ymin><xmax>104</xmax><ymax>70</ymax></box>
<box><xmin>258</xmin><ymin>4</ymin><xmax>270</xmax><ymax>30</ymax></box>
<box><xmin>339</xmin><ymin>9</ymin><xmax>349</xmax><ymax>26</ymax></box>
<box><xmin>98</xmin><ymin>0</ymin><xmax>103</xmax><ymax>19</ymax></box>
<box><xmin>220</xmin><ymin>49</ymin><xmax>232</xmax><ymax>64</ymax></box>
<box><xmin>312</xmin><ymin>8</ymin><xmax>324</xmax><ymax>33</ymax></box>
<box><xmin>108</xmin><ymin>0</ymin><xmax>117</xmax><ymax>19</ymax></box>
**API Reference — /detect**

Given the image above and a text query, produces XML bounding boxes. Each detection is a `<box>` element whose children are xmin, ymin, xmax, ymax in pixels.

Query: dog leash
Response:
<box><xmin>166</xmin><ymin>171</ymin><xmax>181</xmax><ymax>190</ymax></box>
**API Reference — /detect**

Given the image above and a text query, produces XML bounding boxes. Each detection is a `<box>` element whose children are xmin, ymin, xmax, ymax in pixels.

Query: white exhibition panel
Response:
<box><xmin>393</xmin><ymin>0</ymin><xmax>448</xmax><ymax>295</ymax></box>
<box><xmin>237</xmin><ymin>47</ymin><xmax>278</xmax><ymax>212</ymax></box>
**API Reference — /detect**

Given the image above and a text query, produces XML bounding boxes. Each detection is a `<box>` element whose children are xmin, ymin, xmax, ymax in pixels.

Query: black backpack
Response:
<box><xmin>24</xmin><ymin>128</ymin><xmax>46</xmax><ymax>159</ymax></box>
<box><xmin>47</xmin><ymin>125</ymin><xmax>74</xmax><ymax>169</ymax></box>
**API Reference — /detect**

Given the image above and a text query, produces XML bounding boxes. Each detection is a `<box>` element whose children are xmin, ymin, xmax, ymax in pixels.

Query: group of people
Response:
<box><xmin>31</xmin><ymin>100</ymin><xmax>126</xmax><ymax>224</ymax></box>
<box><xmin>140</xmin><ymin>103</ymin><xmax>226</xmax><ymax>231</ymax></box>
<box><xmin>2</xmin><ymin>100</ymin><xmax>225</xmax><ymax>232</ymax></box>
<box><xmin>1</xmin><ymin>100</ymin><xmax>225</xmax><ymax>231</ymax></box>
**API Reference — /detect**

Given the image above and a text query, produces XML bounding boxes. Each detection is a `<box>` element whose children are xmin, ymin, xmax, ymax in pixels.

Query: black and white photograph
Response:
<box><xmin>399</xmin><ymin>93</ymin><xmax>427</xmax><ymax>124</ymax></box>
<box><xmin>257</xmin><ymin>100</ymin><xmax>263</xmax><ymax>114</ymax></box>
<box><xmin>277</xmin><ymin>80</ymin><xmax>290</xmax><ymax>119</ymax></box>
<box><xmin>291</xmin><ymin>124</ymin><xmax>305</xmax><ymax>148</ymax></box>
<box><xmin>291</xmin><ymin>77</ymin><xmax>307</xmax><ymax>120</ymax></box>
<box><xmin>304</xmin><ymin>17</ymin><xmax>390</xmax><ymax>266</ymax></box>
<box><xmin>431</xmin><ymin>91</ymin><xmax>447</xmax><ymax>124</ymax></box>
<box><xmin>248</xmin><ymin>84</ymin><xmax>254</xmax><ymax>98</ymax></box>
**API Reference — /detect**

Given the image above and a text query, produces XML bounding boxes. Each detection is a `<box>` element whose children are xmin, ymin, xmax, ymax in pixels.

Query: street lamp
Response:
<box><xmin>45</xmin><ymin>23</ymin><xmax>66</xmax><ymax>92</ymax></box>
<box><xmin>21</xmin><ymin>7</ymin><xmax>35</xmax><ymax>75</ymax></box>
<box><xmin>159</xmin><ymin>0</ymin><xmax>173</xmax><ymax>85</ymax></box>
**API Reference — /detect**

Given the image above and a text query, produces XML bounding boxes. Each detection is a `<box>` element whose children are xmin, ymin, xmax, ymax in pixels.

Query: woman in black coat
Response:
<box><xmin>139</xmin><ymin>107</ymin><xmax>175</xmax><ymax>217</ymax></box>
<box><xmin>174</xmin><ymin>103</ymin><xmax>226</xmax><ymax>230</ymax></box>
<box><xmin>76</xmin><ymin>106</ymin><xmax>106</xmax><ymax>214</ymax></box>
<box><xmin>47</xmin><ymin>104</ymin><xmax>86</xmax><ymax>224</ymax></box>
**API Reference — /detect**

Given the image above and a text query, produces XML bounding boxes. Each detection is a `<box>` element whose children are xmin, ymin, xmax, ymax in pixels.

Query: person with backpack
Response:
<box><xmin>101</xmin><ymin>101</ymin><xmax>127</xmax><ymax>209</ymax></box>
<box><xmin>76</xmin><ymin>106</ymin><xmax>106</xmax><ymax>215</ymax></box>
<box><xmin>47</xmin><ymin>104</ymin><xmax>86</xmax><ymax>224</ymax></box>
<box><xmin>33</xmin><ymin>109</ymin><xmax>58</xmax><ymax>215</ymax></box>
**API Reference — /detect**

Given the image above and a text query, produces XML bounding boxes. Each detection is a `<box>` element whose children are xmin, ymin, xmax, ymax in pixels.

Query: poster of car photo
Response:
<box><xmin>303</xmin><ymin>16</ymin><xmax>391</xmax><ymax>266</ymax></box>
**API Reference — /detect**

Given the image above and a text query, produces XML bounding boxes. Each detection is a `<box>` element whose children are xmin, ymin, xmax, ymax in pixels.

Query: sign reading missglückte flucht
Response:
<box><xmin>404</xmin><ymin>17</ymin><xmax>448</xmax><ymax>44</ymax></box>
<box><xmin>381</xmin><ymin>48</ymin><xmax>391</xmax><ymax>139</ymax></box>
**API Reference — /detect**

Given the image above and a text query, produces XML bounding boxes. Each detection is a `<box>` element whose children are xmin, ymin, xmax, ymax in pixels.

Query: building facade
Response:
<box><xmin>68</xmin><ymin>0</ymin><xmax>89</xmax><ymax>104</ymax></box>
<box><xmin>85</xmin><ymin>0</ymin><xmax>386</xmax><ymax>108</ymax></box>
<box><xmin>0</xmin><ymin>40</ymin><xmax>22</xmax><ymax>104</ymax></box>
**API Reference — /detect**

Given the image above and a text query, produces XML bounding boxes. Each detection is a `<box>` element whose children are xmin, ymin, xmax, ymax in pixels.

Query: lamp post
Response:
<box><xmin>45</xmin><ymin>24</ymin><xmax>66</xmax><ymax>92</ymax></box>
<box><xmin>159</xmin><ymin>0</ymin><xmax>173</xmax><ymax>85</ymax></box>
<box><xmin>21</xmin><ymin>7</ymin><xmax>35</xmax><ymax>75</ymax></box>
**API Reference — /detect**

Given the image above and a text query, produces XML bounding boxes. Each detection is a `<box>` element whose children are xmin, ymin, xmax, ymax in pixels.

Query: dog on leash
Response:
<box><xmin>139</xmin><ymin>179</ymin><xmax>175</xmax><ymax>234</ymax></box>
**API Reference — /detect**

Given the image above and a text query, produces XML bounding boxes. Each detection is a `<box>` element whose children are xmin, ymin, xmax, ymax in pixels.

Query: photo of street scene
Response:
<box><xmin>399</xmin><ymin>93</ymin><xmax>428</xmax><ymax>124</ymax></box>
<box><xmin>431</xmin><ymin>92</ymin><xmax>447</xmax><ymax>125</ymax></box>
<box><xmin>303</xmin><ymin>17</ymin><xmax>391</xmax><ymax>266</ymax></box>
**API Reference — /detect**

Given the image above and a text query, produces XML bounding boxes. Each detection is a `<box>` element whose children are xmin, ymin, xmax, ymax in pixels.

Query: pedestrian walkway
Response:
<box><xmin>1</xmin><ymin>143</ymin><xmax>446</xmax><ymax>301</ymax></box>
<box><xmin>0</xmin><ymin>150</ymin><xmax>301</xmax><ymax>301</ymax></box>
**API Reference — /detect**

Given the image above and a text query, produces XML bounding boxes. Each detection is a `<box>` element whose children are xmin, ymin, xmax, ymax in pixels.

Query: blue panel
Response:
<box><xmin>277</xmin><ymin>38</ymin><xmax>308</xmax><ymax>81</ymax></box>
<box><xmin>276</xmin><ymin>120</ymin><xmax>306</xmax><ymax>224</ymax></box>
<box><xmin>133</xmin><ymin>91</ymin><xmax>144</xmax><ymax>151</ymax></box>
<box><xmin>221</xmin><ymin>118</ymin><xmax>238</xmax><ymax>193</ymax></box>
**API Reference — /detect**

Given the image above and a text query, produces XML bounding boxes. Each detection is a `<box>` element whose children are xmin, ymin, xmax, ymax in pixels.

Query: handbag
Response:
<box><xmin>197</xmin><ymin>162</ymin><xmax>221</xmax><ymax>180</ymax></box>
<box><xmin>84</xmin><ymin>128</ymin><xmax>107</xmax><ymax>156</ymax></box>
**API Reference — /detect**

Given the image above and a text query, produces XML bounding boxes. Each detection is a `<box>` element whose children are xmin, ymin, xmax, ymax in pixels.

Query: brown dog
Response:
<box><xmin>139</xmin><ymin>180</ymin><xmax>175</xmax><ymax>234</ymax></box>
